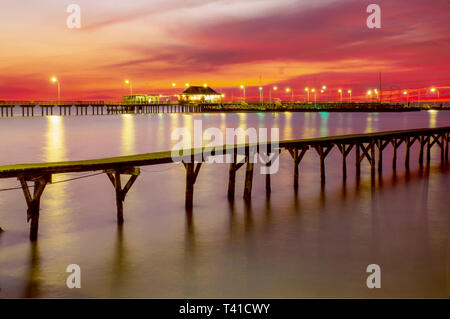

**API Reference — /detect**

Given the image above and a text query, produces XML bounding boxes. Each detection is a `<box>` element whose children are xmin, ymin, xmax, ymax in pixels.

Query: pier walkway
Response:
<box><xmin>0</xmin><ymin>127</ymin><xmax>448</xmax><ymax>240</ymax></box>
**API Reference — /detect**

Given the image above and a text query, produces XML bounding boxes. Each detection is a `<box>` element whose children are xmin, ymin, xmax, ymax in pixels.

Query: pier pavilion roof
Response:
<box><xmin>181</xmin><ymin>86</ymin><xmax>221</xmax><ymax>95</ymax></box>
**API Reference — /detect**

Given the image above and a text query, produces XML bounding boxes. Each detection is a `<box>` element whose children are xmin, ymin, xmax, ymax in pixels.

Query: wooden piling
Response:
<box><xmin>288</xmin><ymin>147</ymin><xmax>308</xmax><ymax>189</ymax></box>
<box><xmin>183</xmin><ymin>162</ymin><xmax>202</xmax><ymax>209</ymax></box>
<box><xmin>243</xmin><ymin>157</ymin><xmax>254</xmax><ymax>201</ymax></box>
<box><xmin>105</xmin><ymin>167</ymin><xmax>140</xmax><ymax>224</ymax></box>
<box><xmin>18</xmin><ymin>174</ymin><xmax>51</xmax><ymax>241</ymax></box>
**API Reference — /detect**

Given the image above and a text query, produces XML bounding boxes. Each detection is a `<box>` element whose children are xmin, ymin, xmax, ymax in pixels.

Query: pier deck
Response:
<box><xmin>0</xmin><ymin>126</ymin><xmax>448</xmax><ymax>240</ymax></box>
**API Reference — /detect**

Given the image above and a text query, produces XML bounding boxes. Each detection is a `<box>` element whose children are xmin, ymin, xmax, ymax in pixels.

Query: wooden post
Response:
<box><xmin>288</xmin><ymin>147</ymin><xmax>308</xmax><ymax>189</ymax></box>
<box><xmin>227</xmin><ymin>151</ymin><xmax>245</xmax><ymax>200</ymax></box>
<box><xmin>243</xmin><ymin>155</ymin><xmax>254</xmax><ymax>201</ymax></box>
<box><xmin>183</xmin><ymin>162</ymin><xmax>202</xmax><ymax>209</ymax></box>
<box><xmin>313</xmin><ymin>144</ymin><xmax>333</xmax><ymax>183</ymax></box>
<box><xmin>18</xmin><ymin>174</ymin><xmax>51</xmax><ymax>241</ymax></box>
<box><xmin>419</xmin><ymin>135</ymin><xmax>425</xmax><ymax>166</ymax></box>
<box><xmin>370</xmin><ymin>140</ymin><xmax>376</xmax><ymax>174</ymax></box>
<box><xmin>337</xmin><ymin>143</ymin><xmax>353</xmax><ymax>180</ymax></box>
<box><xmin>377</xmin><ymin>140</ymin><xmax>383</xmax><ymax>174</ymax></box>
<box><xmin>445</xmin><ymin>132</ymin><xmax>449</xmax><ymax>162</ymax></box>
<box><xmin>356</xmin><ymin>142</ymin><xmax>361</xmax><ymax>176</ymax></box>
<box><xmin>426</xmin><ymin>134</ymin><xmax>431</xmax><ymax>163</ymax></box>
<box><xmin>440</xmin><ymin>133</ymin><xmax>445</xmax><ymax>165</ymax></box>
<box><xmin>105</xmin><ymin>167</ymin><xmax>140</xmax><ymax>224</ymax></box>
<box><xmin>405</xmin><ymin>136</ymin><xmax>410</xmax><ymax>169</ymax></box>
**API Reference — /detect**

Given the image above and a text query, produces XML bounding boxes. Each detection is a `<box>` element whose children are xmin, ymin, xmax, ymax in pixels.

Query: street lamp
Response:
<box><xmin>269</xmin><ymin>86</ymin><xmax>278</xmax><ymax>105</ymax></box>
<box><xmin>240</xmin><ymin>85</ymin><xmax>246</xmax><ymax>102</ymax></box>
<box><xmin>286</xmin><ymin>87</ymin><xmax>294</xmax><ymax>103</ymax></box>
<box><xmin>430</xmin><ymin>87</ymin><xmax>439</xmax><ymax>100</ymax></box>
<box><xmin>203</xmin><ymin>83</ymin><xmax>208</xmax><ymax>88</ymax></box>
<box><xmin>403</xmin><ymin>90</ymin><xmax>409</xmax><ymax>104</ymax></box>
<box><xmin>347</xmin><ymin>89</ymin><xmax>352</xmax><ymax>102</ymax></box>
<box><xmin>259</xmin><ymin>86</ymin><xmax>263</xmax><ymax>105</ymax></box>
<box><xmin>338</xmin><ymin>89</ymin><xmax>343</xmax><ymax>103</ymax></box>
<box><xmin>185</xmin><ymin>83</ymin><xmax>190</xmax><ymax>87</ymax></box>
<box><xmin>124</xmin><ymin>79</ymin><xmax>132</xmax><ymax>95</ymax></box>
<box><xmin>172</xmin><ymin>83</ymin><xmax>176</xmax><ymax>87</ymax></box>
<box><xmin>305</xmin><ymin>87</ymin><xmax>310</xmax><ymax>103</ymax></box>
<box><xmin>311</xmin><ymin>88</ymin><xmax>317</xmax><ymax>106</ymax></box>
<box><xmin>51</xmin><ymin>76</ymin><xmax>61</xmax><ymax>104</ymax></box>
<box><xmin>367</xmin><ymin>90</ymin><xmax>372</xmax><ymax>102</ymax></box>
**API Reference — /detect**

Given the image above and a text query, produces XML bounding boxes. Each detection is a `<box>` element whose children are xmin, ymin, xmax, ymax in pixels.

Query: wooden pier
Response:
<box><xmin>0</xmin><ymin>103</ymin><xmax>209</xmax><ymax>117</ymax></box>
<box><xmin>0</xmin><ymin>127</ymin><xmax>448</xmax><ymax>241</ymax></box>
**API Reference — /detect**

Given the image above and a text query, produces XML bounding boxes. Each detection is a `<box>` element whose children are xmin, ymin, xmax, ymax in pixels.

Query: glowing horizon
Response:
<box><xmin>0</xmin><ymin>0</ymin><xmax>449</xmax><ymax>101</ymax></box>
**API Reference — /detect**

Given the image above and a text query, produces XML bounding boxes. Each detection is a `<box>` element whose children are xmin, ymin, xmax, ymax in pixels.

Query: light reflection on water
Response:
<box><xmin>0</xmin><ymin>111</ymin><xmax>449</xmax><ymax>298</ymax></box>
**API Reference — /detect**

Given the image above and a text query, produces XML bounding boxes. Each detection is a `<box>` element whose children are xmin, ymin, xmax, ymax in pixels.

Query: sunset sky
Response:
<box><xmin>0</xmin><ymin>0</ymin><xmax>449</xmax><ymax>100</ymax></box>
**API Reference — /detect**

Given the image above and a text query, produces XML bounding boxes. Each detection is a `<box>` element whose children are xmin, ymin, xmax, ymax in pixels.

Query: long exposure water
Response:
<box><xmin>0</xmin><ymin>111</ymin><xmax>449</xmax><ymax>297</ymax></box>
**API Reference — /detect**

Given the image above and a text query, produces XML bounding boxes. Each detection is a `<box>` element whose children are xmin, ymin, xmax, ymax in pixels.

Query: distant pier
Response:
<box><xmin>1</xmin><ymin>101</ymin><xmax>447</xmax><ymax>117</ymax></box>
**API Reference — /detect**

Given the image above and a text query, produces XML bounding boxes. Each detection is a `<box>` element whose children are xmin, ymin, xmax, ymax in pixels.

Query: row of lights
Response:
<box><xmin>49</xmin><ymin>76</ymin><xmax>442</xmax><ymax>103</ymax></box>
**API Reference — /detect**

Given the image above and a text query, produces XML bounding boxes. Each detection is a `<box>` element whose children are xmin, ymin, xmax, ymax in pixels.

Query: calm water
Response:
<box><xmin>0</xmin><ymin>111</ymin><xmax>449</xmax><ymax>298</ymax></box>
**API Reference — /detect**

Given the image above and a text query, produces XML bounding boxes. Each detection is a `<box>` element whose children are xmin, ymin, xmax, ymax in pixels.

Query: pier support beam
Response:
<box><xmin>356</xmin><ymin>141</ymin><xmax>375</xmax><ymax>176</ymax></box>
<box><xmin>227</xmin><ymin>160</ymin><xmax>245</xmax><ymax>200</ymax></box>
<box><xmin>183</xmin><ymin>162</ymin><xmax>202</xmax><ymax>209</ymax></box>
<box><xmin>18</xmin><ymin>174</ymin><xmax>51</xmax><ymax>241</ymax></box>
<box><xmin>391</xmin><ymin>138</ymin><xmax>403</xmax><ymax>170</ymax></box>
<box><xmin>313</xmin><ymin>144</ymin><xmax>334</xmax><ymax>183</ymax></box>
<box><xmin>376</xmin><ymin>139</ymin><xmax>389</xmax><ymax>174</ymax></box>
<box><xmin>105</xmin><ymin>167</ymin><xmax>140</xmax><ymax>224</ymax></box>
<box><xmin>243</xmin><ymin>156</ymin><xmax>254</xmax><ymax>201</ymax></box>
<box><xmin>336</xmin><ymin>143</ymin><xmax>353</xmax><ymax>180</ymax></box>
<box><xmin>288</xmin><ymin>146</ymin><xmax>309</xmax><ymax>189</ymax></box>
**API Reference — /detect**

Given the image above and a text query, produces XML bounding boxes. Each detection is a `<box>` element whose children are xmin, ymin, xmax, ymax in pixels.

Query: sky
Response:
<box><xmin>0</xmin><ymin>0</ymin><xmax>449</xmax><ymax>101</ymax></box>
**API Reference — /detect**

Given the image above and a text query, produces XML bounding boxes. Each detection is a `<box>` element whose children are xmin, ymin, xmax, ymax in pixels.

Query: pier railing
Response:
<box><xmin>0</xmin><ymin>126</ymin><xmax>448</xmax><ymax>240</ymax></box>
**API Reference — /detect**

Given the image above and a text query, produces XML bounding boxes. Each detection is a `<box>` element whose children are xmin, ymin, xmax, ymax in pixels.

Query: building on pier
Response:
<box><xmin>178</xmin><ymin>86</ymin><xmax>223</xmax><ymax>104</ymax></box>
<box><xmin>123</xmin><ymin>94</ymin><xmax>170</xmax><ymax>104</ymax></box>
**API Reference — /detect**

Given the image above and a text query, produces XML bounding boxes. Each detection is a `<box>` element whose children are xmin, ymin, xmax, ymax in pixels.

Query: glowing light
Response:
<box><xmin>311</xmin><ymin>88</ymin><xmax>316</xmax><ymax>92</ymax></box>
<box><xmin>259</xmin><ymin>86</ymin><xmax>263</xmax><ymax>91</ymax></box>
<box><xmin>322</xmin><ymin>85</ymin><xmax>327</xmax><ymax>90</ymax></box>
<box><xmin>403</xmin><ymin>91</ymin><xmax>408</xmax><ymax>95</ymax></box>
<box><xmin>430</xmin><ymin>87</ymin><xmax>436</xmax><ymax>92</ymax></box>
<box><xmin>124</xmin><ymin>79</ymin><xmax>129</xmax><ymax>84</ymax></box>
<box><xmin>367</xmin><ymin>90</ymin><xmax>372</xmax><ymax>95</ymax></box>
<box><xmin>286</xmin><ymin>88</ymin><xmax>291</xmax><ymax>92</ymax></box>
<box><xmin>51</xmin><ymin>76</ymin><xmax>58</xmax><ymax>83</ymax></box>
<box><xmin>203</xmin><ymin>83</ymin><xmax>208</xmax><ymax>88</ymax></box>
<box><xmin>172</xmin><ymin>83</ymin><xmax>176</xmax><ymax>87</ymax></box>
<box><xmin>338</xmin><ymin>89</ymin><xmax>342</xmax><ymax>93</ymax></box>
<box><xmin>185</xmin><ymin>83</ymin><xmax>190</xmax><ymax>87</ymax></box>
<box><xmin>305</xmin><ymin>87</ymin><xmax>309</xmax><ymax>92</ymax></box>
<box><xmin>273</xmin><ymin>86</ymin><xmax>278</xmax><ymax>91</ymax></box>
<box><xmin>240</xmin><ymin>85</ymin><xmax>245</xmax><ymax>89</ymax></box>
<box><xmin>347</xmin><ymin>90</ymin><xmax>352</xmax><ymax>93</ymax></box>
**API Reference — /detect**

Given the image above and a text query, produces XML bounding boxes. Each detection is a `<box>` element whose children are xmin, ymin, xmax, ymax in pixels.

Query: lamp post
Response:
<box><xmin>430</xmin><ymin>87</ymin><xmax>439</xmax><ymax>101</ymax></box>
<box><xmin>259</xmin><ymin>86</ymin><xmax>263</xmax><ymax>105</ymax></box>
<box><xmin>403</xmin><ymin>90</ymin><xmax>409</xmax><ymax>104</ymax></box>
<box><xmin>322</xmin><ymin>85</ymin><xmax>327</xmax><ymax>102</ymax></box>
<box><xmin>240</xmin><ymin>85</ymin><xmax>246</xmax><ymax>102</ymax></box>
<box><xmin>269</xmin><ymin>86</ymin><xmax>277</xmax><ymax>105</ymax></box>
<box><xmin>338</xmin><ymin>89</ymin><xmax>343</xmax><ymax>103</ymax></box>
<box><xmin>312</xmin><ymin>88</ymin><xmax>317</xmax><ymax>107</ymax></box>
<box><xmin>305</xmin><ymin>87</ymin><xmax>310</xmax><ymax>103</ymax></box>
<box><xmin>124</xmin><ymin>79</ymin><xmax>133</xmax><ymax>95</ymax></box>
<box><xmin>286</xmin><ymin>87</ymin><xmax>293</xmax><ymax>103</ymax></box>
<box><xmin>347</xmin><ymin>89</ymin><xmax>352</xmax><ymax>102</ymax></box>
<box><xmin>51</xmin><ymin>76</ymin><xmax>61</xmax><ymax>104</ymax></box>
<box><xmin>367</xmin><ymin>90</ymin><xmax>372</xmax><ymax>102</ymax></box>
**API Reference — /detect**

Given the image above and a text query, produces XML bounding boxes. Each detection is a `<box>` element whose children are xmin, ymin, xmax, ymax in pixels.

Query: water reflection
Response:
<box><xmin>42</xmin><ymin>116</ymin><xmax>70</xmax><ymax>232</ymax></box>
<box><xmin>23</xmin><ymin>242</ymin><xmax>40</xmax><ymax>298</ymax></box>
<box><xmin>121</xmin><ymin>114</ymin><xmax>135</xmax><ymax>155</ymax></box>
